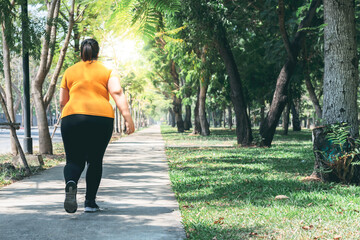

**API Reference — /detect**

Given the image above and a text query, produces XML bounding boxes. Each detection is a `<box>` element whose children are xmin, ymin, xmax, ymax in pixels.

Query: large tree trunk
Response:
<box><xmin>184</xmin><ymin>105</ymin><xmax>191</xmax><ymax>130</ymax></box>
<box><xmin>215</xmin><ymin>25</ymin><xmax>252</xmax><ymax>145</ymax></box>
<box><xmin>322</xmin><ymin>0</ymin><xmax>359</xmax><ymax>137</ymax></box>
<box><xmin>199</xmin><ymin>81</ymin><xmax>210</xmax><ymax>136</ymax></box>
<box><xmin>1</xmin><ymin>20</ymin><xmax>17</xmax><ymax>155</ymax></box>
<box><xmin>172</xmin><ymin>95</ymin><xmax>184</xmax><ymax>133</ymax></box>
<box><xmin>282</xmin><ymin>101</ymin><xmax>290</xmax><ymax>135</ymax></box>
<box><xmin>259</xmin><ymin>0</ymin><xmax>321</xmax><ymax>146</ymax></box>
<box><xmin>291</xmin><ymin>100</ymin><xmax>301</xmax><ymax>131</ymax></box>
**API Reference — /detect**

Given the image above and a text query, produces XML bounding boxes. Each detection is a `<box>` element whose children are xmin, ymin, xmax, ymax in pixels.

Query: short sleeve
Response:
<box><xmin>60</xmin><ymin>70</ymin><xmax>68</xmax><ymax>89</ymax></box>
<box><xmin>110</xmin><ymin>69</ymin><xmax>120</xmax><ymax>79</ymax></box>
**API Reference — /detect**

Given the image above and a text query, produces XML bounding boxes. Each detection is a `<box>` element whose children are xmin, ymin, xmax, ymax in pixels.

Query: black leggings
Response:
<box><xmin>61</xmin><ymin>114</ymin><xmax>113</xmax><ymax>200</ymax></box>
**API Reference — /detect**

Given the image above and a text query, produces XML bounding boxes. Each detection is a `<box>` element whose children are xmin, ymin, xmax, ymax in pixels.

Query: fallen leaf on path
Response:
<box><xmin>275</xmin><ymin>195</ymin><xmax>289</xmax><ymax>200</ymax></box>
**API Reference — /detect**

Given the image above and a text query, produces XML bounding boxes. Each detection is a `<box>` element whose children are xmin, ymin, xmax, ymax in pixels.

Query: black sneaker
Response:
<box><xmin>84</xmin><ymin>199</ymin><xmax>100</xmax><ymax>212</ymax></box>
<box><xmin>64</xmin><ymin>181</ymin><xmax>77</xmax><ymax>213</ymax></box>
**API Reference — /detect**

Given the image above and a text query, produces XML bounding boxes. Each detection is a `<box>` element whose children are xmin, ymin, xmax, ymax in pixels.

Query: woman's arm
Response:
<box><xmin>59</xmin><ymin>88</ymin><xmax>69</xmax><ymax>112</ymax></box>
<box><xmin>107</xmin><ymin>74</ymin><xmax>135</xmax><ymax>134</ymax></box>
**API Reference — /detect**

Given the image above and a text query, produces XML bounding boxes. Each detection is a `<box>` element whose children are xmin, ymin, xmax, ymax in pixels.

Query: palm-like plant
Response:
<box><xmin>107</xmin><ymin>0</ymin><xmax>181</xmax><ymax>40</ymax></box>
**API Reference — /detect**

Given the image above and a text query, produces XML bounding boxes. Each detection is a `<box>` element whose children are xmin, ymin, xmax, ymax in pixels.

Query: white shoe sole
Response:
<box><xmin>84</xmin><ymin>207</ymin><xmax>100</xmax><ymax>212</ymax></box>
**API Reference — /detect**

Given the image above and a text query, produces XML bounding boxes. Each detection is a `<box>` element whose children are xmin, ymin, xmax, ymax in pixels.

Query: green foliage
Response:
<box><xmin>108</xmin><ymin>0</ymin><xmax>181</xmax><ymax>40</ymax></box>
<box><xmin>320</xmin><ymin>123</ymin><xmax>360</xmax><ymax>183</ymax></box>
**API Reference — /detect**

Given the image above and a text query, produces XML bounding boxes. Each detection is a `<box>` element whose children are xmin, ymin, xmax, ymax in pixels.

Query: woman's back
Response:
<box><xmin>60</xmin><ymin>61</ymin><xmax>114</xmax><ymax>118</ymax></box>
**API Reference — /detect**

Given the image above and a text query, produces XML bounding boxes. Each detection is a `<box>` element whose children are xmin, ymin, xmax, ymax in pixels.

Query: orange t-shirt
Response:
<box><xmin>60</xmin><ymin>61</ymin><xmax>114</xmax><ymax>119</ymax></box>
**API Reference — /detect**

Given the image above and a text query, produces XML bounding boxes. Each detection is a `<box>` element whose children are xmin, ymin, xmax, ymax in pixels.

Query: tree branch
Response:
<box><xmin>34</xmin><ymin>0</ymin><xmax>58</xmax><ymax>88</ymax></box>
<box><xmin>278</xmin><ymin>0</ymin><xmax>294</xmax><ymax>62</ymax></box>
<box><xmin>46</xmin><ymin>0</ymin><xmax>60</xmax><ymax>73</ymax></box>
<box><xmin>44</xmin><ymin>0</ymin><xmax>76</xmax><ymax>108</ymax></box>
<box><xmin>75</xmin><ymin>4</ymin><xmax>88</xmax><ymax>22</ymax></box>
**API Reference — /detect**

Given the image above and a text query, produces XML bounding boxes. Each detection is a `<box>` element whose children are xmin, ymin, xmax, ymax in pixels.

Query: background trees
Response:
<box><xmin>2</xmin><ymin>0</ymin><xmax>360</xmax><ymax>156</ymax></box>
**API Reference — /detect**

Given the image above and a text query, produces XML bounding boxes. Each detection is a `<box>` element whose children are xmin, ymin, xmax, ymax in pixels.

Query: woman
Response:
<box><xmin>60</xmin><ymin>38</ymin><xmax>135</xmax><ymax>213</ymax></box>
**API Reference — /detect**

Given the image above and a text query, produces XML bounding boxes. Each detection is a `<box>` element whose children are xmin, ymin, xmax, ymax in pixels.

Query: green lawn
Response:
<box><xmin>162</xmin><ymin>125</ymin><xmax>360</xmax><ymax>239</ymax></box>
<box><xmin>0</xmin><ymin>142</ymin><xmax>66</xmax><ymax>187</ymax></box>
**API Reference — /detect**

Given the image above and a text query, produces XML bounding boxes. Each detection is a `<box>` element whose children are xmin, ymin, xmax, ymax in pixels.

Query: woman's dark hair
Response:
<box><xmin>80</xmin><ymin>39</ymin><xmax>99</xmax><ymax>62</ymax></box>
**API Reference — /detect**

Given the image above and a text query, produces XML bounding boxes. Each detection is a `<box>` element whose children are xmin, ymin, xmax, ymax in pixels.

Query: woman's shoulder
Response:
<box><xmin>65</xmin><ymin>62</ymin><xmax>84</xmax><ymax>73</ymax></box>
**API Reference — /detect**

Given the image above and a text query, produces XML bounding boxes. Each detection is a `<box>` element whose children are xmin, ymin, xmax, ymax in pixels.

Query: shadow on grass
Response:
<box><xmin>186</xmin><ymin>224</ymin><xmax>268</xmax><ymax>240</ymax></box>
<box><xmin>166</xmin><ymin>144</ymin><xmax>356</xmax><ymax>209</ymax></box>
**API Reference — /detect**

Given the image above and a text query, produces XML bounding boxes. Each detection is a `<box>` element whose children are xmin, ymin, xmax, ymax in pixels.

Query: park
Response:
<box><xmin>0</xmin><ymin>0</ymin><xmax>359</xmax><ymax>239</ymax></box>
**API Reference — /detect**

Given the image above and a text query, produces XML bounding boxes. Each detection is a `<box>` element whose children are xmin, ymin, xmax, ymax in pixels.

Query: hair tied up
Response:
<box><xmin>80</xmin><ymin>39</ymin><xmax>99</xmax><ymax>62</ymax></box>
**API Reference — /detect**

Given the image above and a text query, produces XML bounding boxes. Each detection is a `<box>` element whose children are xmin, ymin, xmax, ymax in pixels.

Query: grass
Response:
<box><xmin>161</xmin><ymin>125</ymin><xmax>360</xmax><ymax>239</ymax></box>
<box><xmin>0</xmin><ymin>142</ymin><xmax>66</xmax><ymax>187</ymax></box>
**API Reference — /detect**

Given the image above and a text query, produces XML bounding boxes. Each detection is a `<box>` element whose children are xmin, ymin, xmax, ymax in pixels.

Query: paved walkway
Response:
<box><xmin>0</xmin><ymin>125</ymin><xmax>185</xmax><ymax>240</ymax></box>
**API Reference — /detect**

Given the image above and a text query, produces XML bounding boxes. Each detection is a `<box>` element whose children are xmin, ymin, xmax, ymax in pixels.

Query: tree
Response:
<box><xmin>322</xmin><ymin>0</ymin><xmax>358</xmax><ymax>136</ymax></box>
<box><xmin>178</xmin><ymin>0</ymin><xmax>253</xmax><ymax>145</ymax></box>
<box><xmin>32</xmin><ymin>0</ymin><xmax>76</xmax><ymax>154</ymax></box>
<box><xmin>259</xmin><ymin>0</ymin><xmax>321</xmax><ymax>146</ymax></box>
<box><xmin>1</xmin><ymin>0</ymin><xmax>17</xmax><ymax>155</ymax></box>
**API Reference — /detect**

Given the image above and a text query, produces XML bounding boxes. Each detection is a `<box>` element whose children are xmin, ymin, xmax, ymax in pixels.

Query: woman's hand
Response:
<box><xmin>125</xmin><ymin>120</ymin><xmax>135</xmax><ymax>135</ymax></box>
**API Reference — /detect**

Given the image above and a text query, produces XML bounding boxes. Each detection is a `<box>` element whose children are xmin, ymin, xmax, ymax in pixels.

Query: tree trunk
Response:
<box><xmin>259</xmin><ymin>0</ymin><xmax>321</xmax><ymax>146</ymax></box>
<box><xmin>305</xmin><ymin>77</ymin><xmax>322</xmax><ymax>120</ymax></box>
<box><xmin>0</xmin><ymin>86</ymin><xmax>30</xmax><ymax>174</ymax></box>
<box><xmin>173</xmin><ymin>95</ymin><xmax>184</xmax><ymax>133</ymax></box>
<box><xmin>212</xmin><ymin>111</ymin><xmax>216</xmax><ymax>128</ymax></box>
<box><xmin>223</xmin><ymin>109</ymin><xmax>226</xmax><ymax>128</ymax></box>
<box><xmin>199</xmin><ymin>82</ymin><xmax>210</xmax><ymax>136</ymax></box>
<box><xmin>307</xmin><ymin>117</ymin><xmax>311</xmax><ymax>129</ymax></box>
<box><xmin>192</xmin><ymin>88</ymin><xmax>201</xmax><ymax>134</ymax></box>
<box><xmin>282</xmin><ymin>101</ymin><xmax>290</xmax><ymax>135</ymax></box>
<box><xmin>214</xmin><ymin>25</ymin><xmax>252</xmax><ymax>145</ymax></box>
<box><xmin>184</xmin><ymin>105</ymin><xmax>191</xmax><ymax>130</ymax></box>
<box><xmin>31</xmin><ymin>0</ymin><xmax>60</xmax><ymax>154</ymax></box>
<box><xmin>169</xmin><ymin>107</ymin><xmax>175</xmax><ymax>127</ymax></box>
<box><xmin>1</xmin><ymin>22</ymin><xmax>17</xmax><ymax>155</ymax></box>
<box><xmin>303</xmin><ymin>46</ymin><xmax>322</xmax><ymax>120</ymax></box>
<box><xmin>323</xmin><ymin>0</ymin><xmax>359</xmax><ymax>137</ymax></box>
<box><xmin>73</xmin><ymin>23</ymin><xmax>80</xmax><ymax>59</ymax></box>
<box><xmin>291</xmin><ymin>100</ymin><xmax>301</xmax><ymax>131</ymax></box>
<box><xmin>169</xmin><ymin>60</ymin><xmax>184</xmax><ymax>133</ymax></box>
<box><xmin>260</xmin><ymin>99</ymin><xmax>265</xmax><ymax>126</ymax></box>
<box><xmin>44</xmin><ymin>0</ymin><xmax>76</xmax><ymax>108</ymax></box>
<box><xmin>227</xmin><ymin>106</ymin><xmax>233</xmax><ymax>129</ymax></box>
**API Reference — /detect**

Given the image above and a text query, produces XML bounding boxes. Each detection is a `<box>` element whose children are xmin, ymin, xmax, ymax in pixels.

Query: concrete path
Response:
<box><xmin>0</xmin><ymin>125</ymin><xmax>185</xmax><ymax>240</ymax></box>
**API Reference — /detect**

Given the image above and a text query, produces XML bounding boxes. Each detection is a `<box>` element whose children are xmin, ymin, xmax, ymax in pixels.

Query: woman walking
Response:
<box><xmin>60</xmin><ymin>38</ymin><xmax>135</xmax><ymax>213</ymax></box>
